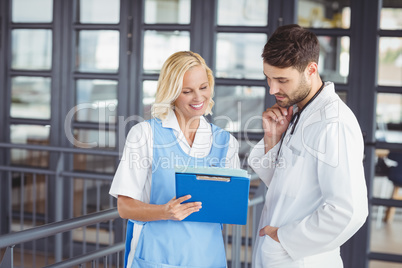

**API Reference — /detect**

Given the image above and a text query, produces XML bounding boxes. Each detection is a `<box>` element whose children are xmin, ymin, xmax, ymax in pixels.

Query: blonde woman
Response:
<box><xmin>109</xmin><ymin>51</ymin><xmax>240</xmax><ymax>268</ymax></box>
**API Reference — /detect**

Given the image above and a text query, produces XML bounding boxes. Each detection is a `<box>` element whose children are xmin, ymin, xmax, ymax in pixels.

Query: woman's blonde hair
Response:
<box><xmin>151</xmin><ymin>51</ymin><xmax>215</xmax><ymax>120</ymax></box>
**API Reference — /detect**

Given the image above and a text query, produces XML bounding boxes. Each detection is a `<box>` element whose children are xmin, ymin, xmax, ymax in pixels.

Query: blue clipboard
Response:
<box><xmin>175</xmin><ymin>166</ymin><xmax>250</xmax><ymax>225</ymax></box>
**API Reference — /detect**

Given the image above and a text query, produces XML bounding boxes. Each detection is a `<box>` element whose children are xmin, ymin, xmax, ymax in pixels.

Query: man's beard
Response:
<box><xmin>276</xmin><ymin>76</ymin><xmax>311</xmax><ymax>108</ymax></box>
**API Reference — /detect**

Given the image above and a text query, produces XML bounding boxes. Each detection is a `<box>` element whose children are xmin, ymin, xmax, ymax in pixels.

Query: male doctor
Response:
<box><xmin>248</xmin><ymin>24</ymin><xmax>368</xmax><ymax>267</ymax></box>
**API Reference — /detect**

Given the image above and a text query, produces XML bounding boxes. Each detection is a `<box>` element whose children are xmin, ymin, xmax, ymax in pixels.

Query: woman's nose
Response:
<box><xmin>193</xmin><ymin>90</ymin><xmax>202</xmax><ymax>100</ymax></box>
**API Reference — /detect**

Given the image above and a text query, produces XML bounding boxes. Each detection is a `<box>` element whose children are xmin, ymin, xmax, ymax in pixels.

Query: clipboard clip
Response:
<box><xmin>196</xmin><ymin>175</ymin><xmax>231</xmax><ymax>182</ymax></box>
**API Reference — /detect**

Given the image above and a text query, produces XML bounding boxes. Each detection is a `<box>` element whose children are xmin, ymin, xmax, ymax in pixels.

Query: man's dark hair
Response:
<box><xmin>262</xmin><ymin>24</ymin><xmax>320</xmax><ymax>72</ymax></box>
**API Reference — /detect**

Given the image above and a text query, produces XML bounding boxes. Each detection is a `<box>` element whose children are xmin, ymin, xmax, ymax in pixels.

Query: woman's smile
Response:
<box><xmin>190</xmin><ymin>102</ymin><xmax>204</xmax><ymax>110</ymax></box>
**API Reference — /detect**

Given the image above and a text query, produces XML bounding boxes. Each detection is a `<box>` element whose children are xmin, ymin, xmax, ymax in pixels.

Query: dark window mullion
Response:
<box><xmin>9</xmin><ymin>118</ymin><xmax>50</xmax><ymax>125</ymax></box>
<box><xmin>73</xmin><ymin>73</ymin><xmax>119</xmax><ymax>80</ymax></box>
<box><xmin>379</xmin><ymin>29</ymin><xmax>402</xmax><ymax>37</ymax></box>
<box><xmin>11</xmin><ymin>23</ymin><xmax>53</xmax><ymax>30</ymax></box>
<box><xmin>72</xmin><ymin>121</ymin><xmax>117</xmax><ymax>131</ymax></box>
<box><xmin>377</xmin><ymin>85</ymin><xmax>402</xmax><ymax>93</ymax></box>
<box><xmin>142</xmin><ymin>73</ymin><xmax>160</xmax><ymax>80</ymax></box>
<box><xmin>215</xmin><ymin>78</ymin><xmax>266</xmax><ymax>87</ymax></box>
<box><xmin>73</xmin><ymin>24</ymin><xmax>121</xmax><ymax>31</ymax></box>
<box><xmin>143</xmin><ymin>24</ymin><xmax>191</xmax><ymax>31</ymax></box>
<box><xmin>216</xmin><ymin>26</ymin><xmax>272</xmax><ymax>34</ymax></box>
<box><xmin>308</xmin><ymin>28</ymin><xmax>351</xmax><ymax>37</ymax></box>
<box><xmin>10</xmin><ymin>70</ymin><xmax>51</xmax><ymax>76</ymax></box>
<box><xmin>126</xmin><ymin>0</ymin><xmax>144</xmax><ymax>130</ymax></box>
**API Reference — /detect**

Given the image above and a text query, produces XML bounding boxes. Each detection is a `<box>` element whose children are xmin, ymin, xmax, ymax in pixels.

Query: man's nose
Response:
<box><xmin>269</xmin><ymin>83</ymin><xmax>280</xmax><ymax>95</ymax></box>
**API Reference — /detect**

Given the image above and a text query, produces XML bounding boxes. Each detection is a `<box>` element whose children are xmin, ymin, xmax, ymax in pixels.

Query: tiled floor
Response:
<box><xmin>369</xmin><ymin>214</ymin><xmax>402</xmax><ymax>268</ymax></box>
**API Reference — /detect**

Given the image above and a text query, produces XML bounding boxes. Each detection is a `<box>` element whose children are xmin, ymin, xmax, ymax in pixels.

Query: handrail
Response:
<box><xmin>0</xmin><ymin>165</ymin><xmax>113</xmax><ymax>180</ymax></box>
<box><xmin>248</xmin><ymin>195</ymin><xmax>264</xmax><ymax>206</ymax></box>
<box><xmin>43</xmin><ymin>242</ymin><xmax>125</xmax><ymax>268</ymax></box>
<box><xmin>0</xmin><ymin>165</ymin><xmax>57</xmax><ymax>175</ymax></box>
<box><xmin>0</xmin><ymin>208</ymin><xmax>120</xmax><ymax>248</ymax></box>
<box><xmin>0</xmin><ymin>142</ymin><xmax>119</xmax><ymax>156</ymax></box>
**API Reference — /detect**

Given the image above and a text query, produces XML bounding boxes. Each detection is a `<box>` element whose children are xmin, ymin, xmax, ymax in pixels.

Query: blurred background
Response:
<box><xmin>0</xmin><ymin>0</ymin><xmax>401</xmax><ymax>267</ymax></box>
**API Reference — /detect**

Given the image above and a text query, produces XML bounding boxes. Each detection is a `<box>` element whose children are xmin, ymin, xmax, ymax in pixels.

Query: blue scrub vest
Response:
<box><xmin>125</xmin><ymin>118</ymin><xmax>230</xmax><ymax>268</ymax></box>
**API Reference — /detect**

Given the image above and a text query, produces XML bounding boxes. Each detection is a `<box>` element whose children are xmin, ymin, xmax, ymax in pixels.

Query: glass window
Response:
<box><xmin>317</xmin><ymin>36</ymin><xmax>350</xmax><ymax>84</ymax></box>
<box><xmin>10</xmin><ymin>124</ymin><xmax>50</xmax><ymax>167</ymax></box>
<box><xmin>12</xmin><ymin>0</ymin><xmax>53</xmax><ymax>23</ymax></box>
<box><xmin>75</xmin><ymin>79</ymin><xmax>118</xmax><ymax>123</ymax></box>
<box><xmin>216</xmin><ymin>33</ymin><xmax>266</xmax><ymax>79</ymax></box>
<box><xmin>73</xmin><ymin>154</ymin><xmax>116</xmax><ymax>173</ymax></box>
<box><xmin>239</xmin><ymin>139</ymin><xmax>259</xmax><ymax>164</ymax></box>
<box><xmin>10</xmin><ymin>124</ymin><xmax>50</xmax><ymax>145</ymax></box>
<box><xmin>76</xmin><ymin>30</ymin><xmax>119</xmax><ymax>73</ymax></box>
<box><xmin>11</xmin><ymin>76</ymin><xmax>51</xmax><ymax>119</ymax></box>
<box><xmin>213</xmin><ymin>86</ymin><xmax>265</xmax><ymax>133</ymax></box>
<box><xmin>77</xmin><ymin>0</ymin><xmax>120</xmax><ymax>24</ymax></box>
<box><xmin>217</xmin><ymin>0</ymin><xmax>268</xmax><ymax>26</ymax></box>
<box><xmin>145</xmin><ymin>0</ymin><xmax>191</xmax><ymax>24</ymax></box>
<box><xmin>378</xmin><ymin>37</ymin><xmax>402</xmax><ymax>87</ymax></box>
<box><xmin>12</xmin><ymin>29</ymin><xmax>52</xmax><ymax>70</ymax></box>
<box><xmin>376</xmin><ymin>93</ymin><xmax>402</xmax><ymax>144</ymax></box>
<box><xmin>72</xmin><ymin>129</ymin><xmax>116</xmax><ymax>173</ymax></box>
<box><xmin>143</xmin><ymin>31</ymin><xmax>190</xmax><ymax>73</ymax></box>
<box><xmin>380</xmin><ymin>0</ymin><xmax>402</xmax><ymax>30</ymax></box>
<box><xmin>380</xmin><ymin>8</ymin><xmax>402</xmax><ymax>30</ymax></box>
<box><xmin>73</xmin><ymin>129</ymin><xmax>116</xmax><ymax>149</ymax></box>
<box><xmin>143</xmin><ymin>80</ymin><xmax>158</xmax><ymax>120</ymax></box>
<box><xmin>297</xmin><ymin>0</ymin><xmax>350</xmax><ymax>29</ymax></box>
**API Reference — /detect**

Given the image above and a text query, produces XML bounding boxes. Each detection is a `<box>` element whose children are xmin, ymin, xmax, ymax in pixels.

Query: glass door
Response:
<box><xmin>370</xmin><ymin>1</ymin><xmax>402</xmax><ymax>267</ymax></box>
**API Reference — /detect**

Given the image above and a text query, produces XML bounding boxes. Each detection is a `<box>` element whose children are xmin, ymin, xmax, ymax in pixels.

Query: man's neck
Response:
<box><xmin>297</xmin><ymin>79</ymin><xmax>324</xmax><ymax>110</ymax></box>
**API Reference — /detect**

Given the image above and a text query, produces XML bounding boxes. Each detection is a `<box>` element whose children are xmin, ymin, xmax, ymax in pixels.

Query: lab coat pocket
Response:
<box><xmin>278</xmin><ymin>145</ymin><xmax>305</xmax><ymax>198</ymax></box>
<box><xmin>261</xmin><ymin>235</ymin><xmax>285</xmax><ymax>254</ymax></box>
<box><xmin>260</xmin><ymin>235</ymin><xmax>293</xmax><ymax>266</ymax></box>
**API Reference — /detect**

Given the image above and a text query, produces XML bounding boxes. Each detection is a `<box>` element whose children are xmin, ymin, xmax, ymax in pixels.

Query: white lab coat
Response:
<box><xmin>248</xmin><ymin>82</ymin><xmax>368</xmax><ymax>268</ymax></box>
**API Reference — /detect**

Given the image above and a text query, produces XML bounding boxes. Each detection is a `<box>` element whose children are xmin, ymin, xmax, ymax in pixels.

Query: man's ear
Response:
<box><xmin>306</xmin><ymin>62</ymin><xmax>318</xmax><ymax>76</ymax></box>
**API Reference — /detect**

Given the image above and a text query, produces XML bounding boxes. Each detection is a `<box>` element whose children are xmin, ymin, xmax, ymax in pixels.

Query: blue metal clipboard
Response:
<box><xmin>175</xmin><ymin>166</ymin><xmax>250</xmax><ymax>225</ymax></box>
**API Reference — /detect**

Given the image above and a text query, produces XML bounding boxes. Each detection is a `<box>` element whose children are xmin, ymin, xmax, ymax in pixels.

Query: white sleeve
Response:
<box><xmin>225</xmin><ymin>135</ymin><xmax>240</xmax><ymax>169</ymax></box>
<box><xmin>278</xmin><ymin>120</ymin><xmax>368</xmax><ymax>260</ymax></box>
<box><xmin>247</xmin><ymin>138</ymin><xmax>281</xmax><ymax>187</ymax></box>
<box><xmin>109</xmin><ymin>122</ymin><xmax>152</xmax><ymax>202</ymax></box>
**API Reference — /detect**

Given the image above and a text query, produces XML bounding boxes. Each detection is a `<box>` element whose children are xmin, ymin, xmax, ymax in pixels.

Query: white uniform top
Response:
<box><xmin>248</xmin><ymin>82</ymin><xmax>368</xmax><ymax>268</ymax></box>
<box><xmin>109</xmin><ymin>110</ymin><xmax>240</xmax><ymax>267</ymax></box>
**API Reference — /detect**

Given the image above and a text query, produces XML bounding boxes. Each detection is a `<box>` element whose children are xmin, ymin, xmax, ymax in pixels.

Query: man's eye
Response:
<box><xmin>279</xmin><ymin>80</ymin><xmax>287</xmax><ymax>84</ymax></box>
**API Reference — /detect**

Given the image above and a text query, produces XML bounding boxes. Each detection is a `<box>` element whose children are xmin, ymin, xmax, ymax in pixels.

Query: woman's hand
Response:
<box><xmin>163</xmin><ymin>195</ymin><xmax>202</xmax><ymax>221</ymax></box>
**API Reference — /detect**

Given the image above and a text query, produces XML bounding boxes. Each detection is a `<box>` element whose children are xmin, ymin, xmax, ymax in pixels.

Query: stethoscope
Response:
<box><xmin>275</xmin><ymin>81</ymin><xmax>325</xmax><ymax>164</ymax></box>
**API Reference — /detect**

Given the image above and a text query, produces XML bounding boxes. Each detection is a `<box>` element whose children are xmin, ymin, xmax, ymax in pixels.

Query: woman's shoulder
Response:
<box><xmin>126</xmin><ymin>121</ymin><xmax>152</xmax><ymax>140</ymax></box>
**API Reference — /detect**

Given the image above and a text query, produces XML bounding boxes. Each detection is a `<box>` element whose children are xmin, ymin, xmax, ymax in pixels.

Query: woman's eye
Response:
<box><xmin>200</xmin><ymin>86</ymin><xmax>207</xmax><ymax>90</ymax></box>
<box><xmin>183</xmin><ymin>91</ymin><xmax>190</xmax><ymax>94</ymax></box>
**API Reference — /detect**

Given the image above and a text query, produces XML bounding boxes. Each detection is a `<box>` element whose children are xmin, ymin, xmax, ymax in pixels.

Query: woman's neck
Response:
<box><xmin>174</xmin><ymin>111</ymin><xmax>200</xmax><ymax>147</ymax></box>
